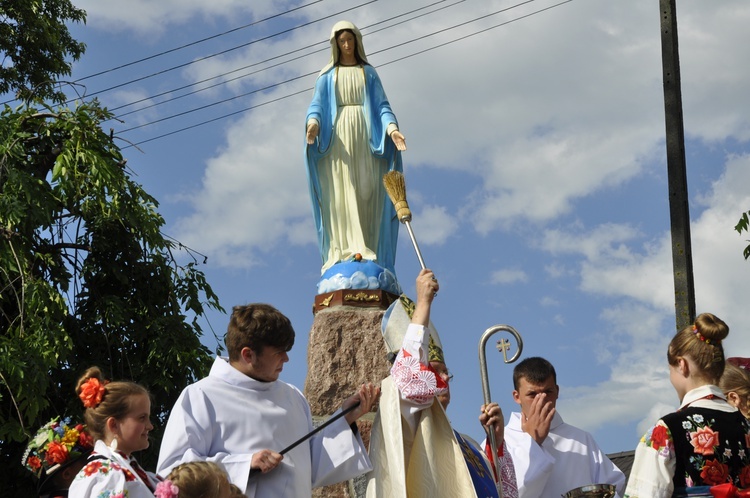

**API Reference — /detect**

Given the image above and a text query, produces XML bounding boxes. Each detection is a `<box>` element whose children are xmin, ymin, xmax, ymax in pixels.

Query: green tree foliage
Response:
<box><xmin>0</xmin><ymin>100</ymin><xmax>224</xmax><ymax>495</ymax></box>
<box><xmin>736</xmin><ymin>211</ymin><xmax>750</xmax><ymax>260</ymax></box>
<box><xmin>0</xmin><ymin>0</ymin><xmax>86</xmax><ymax>103</ymax></box>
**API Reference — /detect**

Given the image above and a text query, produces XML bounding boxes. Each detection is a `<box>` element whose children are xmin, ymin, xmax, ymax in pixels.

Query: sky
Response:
<box><xmin>21</xmin><ymin>0</ymin><xmax>750</xmax><ymax>456</ymax></box>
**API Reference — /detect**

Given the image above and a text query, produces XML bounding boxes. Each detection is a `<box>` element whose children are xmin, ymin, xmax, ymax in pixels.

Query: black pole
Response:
<box><xmin>248</xmin><ymin>401</ymin><xmax>360</xmax><ymax>480</ymax></box>
<box><xmin>659</xmin><ymin>0</ymin><xmax>695</xmax><ymax>330</ymax></box>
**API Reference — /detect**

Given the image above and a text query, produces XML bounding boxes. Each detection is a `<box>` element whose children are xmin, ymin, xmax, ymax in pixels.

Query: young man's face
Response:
<box><xmin>512</xmin><ymin>376</ymin><xmax>559</xmax><ymax>416</ymax></box>
<box><xmin>245</xmin><ymin>345</ymin><xmax>289</xmax><ymax>382</ymax></box>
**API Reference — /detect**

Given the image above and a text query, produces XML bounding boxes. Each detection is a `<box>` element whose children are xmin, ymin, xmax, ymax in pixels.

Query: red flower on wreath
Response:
<box><xmin>78</xmin><ymin>430</ymin><xmax>94</xmax><ymax>449</ymax></box>
<box><xmin>79</xmin><ymin>378</ymin><xmax>107</xmax><ymax>408</ymax></box>
<box><xmin>701</xmin><ymin>458</ymin><xmax>730</xmax><ymax>486</ymax></box>
<box><xmin>45</xmin><ymin>441</ymin><xmax>69</xmax><ymax>465</ymax></box>
<box><xmin>27</xmin><ymin>455</ymin><xmax>42</xmax><ymax>471</ymax></box>
<box><xmin>651</xmin><ymin>425</ymin><xmax>670</xmax><ymax>450</ymax></box>
<box><xmin>739</xmin><ymin>465</ymin><xmax>750</xmax><ymax>488</ymax></box>
<box><xmin>691</xmin><ymin>426</ymin><xmax>720</xmax><ymax>456</ymax></box>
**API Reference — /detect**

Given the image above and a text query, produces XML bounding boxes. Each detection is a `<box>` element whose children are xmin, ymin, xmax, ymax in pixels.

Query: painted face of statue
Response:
<box><xmin>336</xmin><ymin>30</ymin><xmax>357</xmax><ymax>64</ymax></box>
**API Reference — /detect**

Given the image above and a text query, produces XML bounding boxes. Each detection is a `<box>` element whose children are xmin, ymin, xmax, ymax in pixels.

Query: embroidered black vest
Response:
<box><xmin>662</xmin><ymin>407</ymin><xmax>750</xmax><ymax>489</ymax></box>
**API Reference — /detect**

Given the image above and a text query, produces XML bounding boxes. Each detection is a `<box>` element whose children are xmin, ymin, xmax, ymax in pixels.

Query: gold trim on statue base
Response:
<box><xmin>313</xmin><ymin>289</ymin><xmax>399</xmax><ymax>314</ymax></box>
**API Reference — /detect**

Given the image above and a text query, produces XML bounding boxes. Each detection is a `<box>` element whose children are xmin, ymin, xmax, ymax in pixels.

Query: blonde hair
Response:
<box><xmin>167</xmin><ymin>461</ymin><xmax>239</xmax><ymax>498</ymax></box>
<box><xmin>667</xmin><ymin>313</ymin><xmax>729</xmax><ymax>383</ymax></box>
<box><xmin>720</xmin><ymin>363</ymin><xmax>750</xmax><ymax>400</ymax></box>
<box><xmin>75</xmin><ymin>366</ymin><xmax>149</xmax><ymax>441</ymax></box>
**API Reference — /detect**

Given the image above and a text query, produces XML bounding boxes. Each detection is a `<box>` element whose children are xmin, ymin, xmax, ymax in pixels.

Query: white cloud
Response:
<box><xmin>413</xmin><ymin>205</ymin><xmax>458</xmax><ymax>246</ymax></box>
<box><xmin>539</xmin><ymin>296</ymin><xmax>559</xmax><ymax>307</ymax></box>
<box><xmin>172</xmin><ymin>95</ymin><xmax>314</xmax><ymax>268</ymax></box>
<box><xmin>490</xmin><ymin>268</ymin><xmax>528</xmax><ymax>285</ymax></box>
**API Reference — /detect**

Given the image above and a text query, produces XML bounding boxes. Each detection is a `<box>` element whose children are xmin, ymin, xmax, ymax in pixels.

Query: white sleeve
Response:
<box><xmin>389</xmin><ymin>323</ymin><xmax>448</xmax><ymax>433</ymax></box>
<box><xmin>624</xmin><ymin>420</ymin><xmax>675</xmax><ymax>498</ymax></box>
<box><xmin>310</xmin><ymin>410</ymin><xmax>372</xmax><ymax>487</ymax></box>
<box><xmin>588</xmin><ymin>435</ymin><xmax>627</xmax><ymax>497</ymax></box>
<box><xmin>156</xmin><ymin>387</ymin><xmax>256</xmax><ymax>495</ymax></box>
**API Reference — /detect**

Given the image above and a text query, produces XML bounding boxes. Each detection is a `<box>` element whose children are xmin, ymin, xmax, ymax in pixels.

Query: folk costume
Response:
<box><xmin>69</xmin><ymin>439</ymin><xmax>159</xmax><ymax>498</ymax></box>
<box><xmin>366</xmin><ymin>298</ymin><xmax>517</xmax><ymax>498</ymax></box>
<box><xmin>502</xmin><ymin>410</ymin><xmax>626</xmax><ymax>498</ymax></box>
<box><xmin>156</xmin><ymin>356</ymin><xmax>371</xmax><ymax>497</ymax></box>
<box><xmin>625</xmin><ymin>385</ymin><xmax>750</xmax><ymax>498</ymax></box>
<box><xmin>305</xmin><ymin>20</ymin><xmax>403</xmax><ymax>274</ymax></box>
<box><xmin>23</xmin><ymin>417</ymin><xmax>94</xmax><ymax>498</ymax></box>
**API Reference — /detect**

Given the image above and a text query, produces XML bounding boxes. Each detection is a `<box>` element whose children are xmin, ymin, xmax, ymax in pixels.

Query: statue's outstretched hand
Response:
<box><xmin>306</xmin><ymin>122</ymin><xmax>320</xmax><ymax>144</ymax></box>
<box><xmin>391</xmin><ymin>130</ymin><xmax>406</xmax><ymax>151</ymax></box>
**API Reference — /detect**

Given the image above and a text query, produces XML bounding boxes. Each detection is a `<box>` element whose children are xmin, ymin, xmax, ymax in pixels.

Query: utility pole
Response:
<box><xmin>659</xmin><ymin>0</ymin><xmax>695</xmax><ymax>330</ymax></box>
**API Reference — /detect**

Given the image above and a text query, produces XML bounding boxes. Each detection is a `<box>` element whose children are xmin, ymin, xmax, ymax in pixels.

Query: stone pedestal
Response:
<box><xmin>304</xmin><ymin>306</ymin><xmax>393</xmax><ymax>498</ymax></box>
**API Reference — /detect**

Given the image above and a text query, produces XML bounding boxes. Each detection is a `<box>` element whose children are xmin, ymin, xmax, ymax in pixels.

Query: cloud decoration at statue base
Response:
<box><xmin>317</xmin><ymin>260</ymin><xmax>401</xmax><ymax>296</ymax></box>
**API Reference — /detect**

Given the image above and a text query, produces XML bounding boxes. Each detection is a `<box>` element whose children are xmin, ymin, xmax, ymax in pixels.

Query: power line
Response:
<box><xmin>118</xmin><ymin>71</ymin><xmax>314</xmax><ymax>133</ymax></box>
<box><xmin>122</xmin><ymin>0</ymin><xmax>573</xmax><ymax>148</ymax></box>
<box><xmin>109</xmin><ymin>0</ymin><xmax>465</xmax><ymax>118</ymax></box>
<box><xmin>379</xmin><ymin>0</ymin><xmax>572</xmax><ymax>68</ymax></box>
<box><xmin>119</xmin><ymin>0</ymin><xmax>539</xmax><ymax>132</ymax></box>
<box><xmin>70</xmin><ymin>0</ymin><xmax>376</xmax><ymax>103</ymax></box>
<box><xmin>73</xmin><ymin>0</ymin><xmax>324</xmax><ymax>82</ymax></box>
<box><xmin>0</xmin><ymin>0</ymin><xmax>328</xmax><ymax>106</ymax></box>
<box><xmin>120</xmin><ymin>88</ymin><xmax>312</xmax><ymax>148</ymax></box>
<box><xmin>121</xmin><ymin>0</ymin><xmax>555</xmax><ymax>138</ymax></box>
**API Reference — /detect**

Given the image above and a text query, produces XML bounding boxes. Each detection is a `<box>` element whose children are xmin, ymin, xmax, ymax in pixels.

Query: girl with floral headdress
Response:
<box><xmin>625</xmin><ymin>313</ymin><xmax>750</xmax><ymax>498</ymax></box>
<box><xmin>23</xmin><ymin>417</ymin><xmax>94</xmax><ymax>497</ymax></box>
<box><xmin>68</xmin><ymin>366</ymin><xmax>160</xmax><ymax>498</ymax></box>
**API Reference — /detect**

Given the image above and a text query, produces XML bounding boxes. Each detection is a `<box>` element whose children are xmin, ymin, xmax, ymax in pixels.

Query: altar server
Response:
<box><xmin>500</xmin><ymin>356</ymin><xmax>625</xmax><ymax>498</ymax></box>
<box><xmin>157</xmin><ymin>303</ymin><xmax>379</xmax><ymax>497</ymax></box>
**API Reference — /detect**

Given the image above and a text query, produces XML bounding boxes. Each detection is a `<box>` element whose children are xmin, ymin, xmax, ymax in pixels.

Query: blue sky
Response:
<box><xmin>36</xmin><ymin>0</ymin><xmax>750</xmax><ymax>455</ymax></box>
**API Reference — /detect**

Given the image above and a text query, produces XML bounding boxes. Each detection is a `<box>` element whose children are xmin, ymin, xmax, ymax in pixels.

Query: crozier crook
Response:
<box><xmin>479</xmin><ymin>324</ymin><xmax>524</xmax><ymax>498</ymax></box>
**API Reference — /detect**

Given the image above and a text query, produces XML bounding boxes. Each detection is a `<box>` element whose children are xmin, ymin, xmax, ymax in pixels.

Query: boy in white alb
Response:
<box><xmin>157</xmin><ymin>303</ymin><xmax>379</xmax><ymax>497</ymax></box>
<box><xmin>498</xmin><ymin>357</ymin><xmax>625</xmax><ymax>498</ymax></box>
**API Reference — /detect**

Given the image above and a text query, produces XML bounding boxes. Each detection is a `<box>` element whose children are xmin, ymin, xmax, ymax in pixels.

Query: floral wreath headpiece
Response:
<box><xmin>79</xmin><ymin>377</ymin><xmax>108</xmax><ymax>408</ymax></box>
<box><xmin>22</xmin><ymin>417</ymin><xmax>94</xmax><ymax>485</ymax></box>
<box><xmin>155</xmin><ymin>479</ymin><xmax>180</xmax><ymax>498</ymax></box>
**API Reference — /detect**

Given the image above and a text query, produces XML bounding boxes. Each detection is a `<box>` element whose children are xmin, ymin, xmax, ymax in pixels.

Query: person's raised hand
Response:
<box><xmin>343</xmin><ymin>382</ymin><xmax>381</xmax><ymax>425</ymax></box>
<box><xmin>521</xmin><ymin>393</ymin><xmax>555</xmax><ymax>446</ymax></box>
<box><xmin>411</xmin><ymin>269</ymin><xmax>439</xmax><ymax>327</ymax></box>
<box><xmin>251</xmin><ymin>449</ymin><xmax>283</xmax><ymax>474</ymax></box>
<box><xmin>416</xmin><ymin>268</ymin><xmax>438</xmax><ymax>304</ymax></box>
